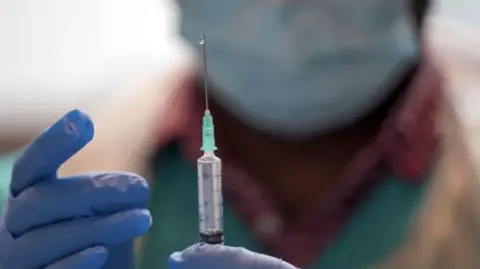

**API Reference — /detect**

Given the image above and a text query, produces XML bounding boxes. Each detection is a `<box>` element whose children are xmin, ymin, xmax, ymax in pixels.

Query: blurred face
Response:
<box><xmin>178</xmin><ymin>0</ymin><xmax>418</xmax><ymax>138</ymax></box>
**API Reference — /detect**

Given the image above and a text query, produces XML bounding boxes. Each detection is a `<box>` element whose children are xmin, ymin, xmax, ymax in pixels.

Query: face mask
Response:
<box><xmin>177</xmin><ymin>0</ymin><xmax>418</xmax><ymax>137</ymax></box>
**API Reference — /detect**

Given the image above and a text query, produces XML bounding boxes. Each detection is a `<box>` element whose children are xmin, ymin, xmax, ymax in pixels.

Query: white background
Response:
<box><xmin>0</xmin><ymin>0</ymin><xmax>478</xmax><ymax>135</ymax></box>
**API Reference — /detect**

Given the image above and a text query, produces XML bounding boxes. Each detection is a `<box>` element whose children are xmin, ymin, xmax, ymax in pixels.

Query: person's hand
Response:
<box><xmin>168</xmin><ymin>244</ymin><xmax>298</xmax><ymax>269</ymax></box>
<box><xmin>0</xmin><ymin>110</ymin><xmax>151</xmax><ymax>269</ymax></box>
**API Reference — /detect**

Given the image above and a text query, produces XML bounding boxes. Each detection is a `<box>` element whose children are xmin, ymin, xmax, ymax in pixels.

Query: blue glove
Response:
<box><xmin>0</xmin><ymin>110</ymin><xmax>152</xmax><ymax>269</ymax></box>
<box><xmin>169</xmin><ymin>244</ymin><xmax>298</xmax><ymax>269</ymax></box>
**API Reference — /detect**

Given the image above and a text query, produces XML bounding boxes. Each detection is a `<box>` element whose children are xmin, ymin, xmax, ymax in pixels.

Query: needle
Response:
<box><xmin>199</xmin><ymin>31</ymin><xmax>209</xmax><ymax>111</ymax></box>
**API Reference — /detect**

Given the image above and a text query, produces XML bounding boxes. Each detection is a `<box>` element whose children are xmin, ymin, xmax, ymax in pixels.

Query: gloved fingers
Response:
<box><xmin>169</xmin><ymin>244</ymin><xmax>297</xmax><ymax>269</ymax></box>
<box><xmin>6</xmin><ymin>172</ymin><xmax>149</xmax><ymax>236</ymax></box>
<box><xmin>102</xmin><ymin>241</ymin><xmax>135</xmax><ymax>269</ymax></box>
<box><xmin>10</xmin><ymin>109</ymin><xmax>94</xmax><ymax>197</ymax></box>
<box><xmin>12</xmin><ymin>209</ymin><xmax>151</xmax><ymax>268</ymax></box>
<box><xmin>44</xmin><ymin>246</ymin><xmax>109</xmax><ymax>269</ymax></box>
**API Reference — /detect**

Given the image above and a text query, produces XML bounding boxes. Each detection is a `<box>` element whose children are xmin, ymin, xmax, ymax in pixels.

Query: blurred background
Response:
<box><xmin>0</xmin><ymin>0</ymin><xmax>479</xmax><ymax>152</ymax></box>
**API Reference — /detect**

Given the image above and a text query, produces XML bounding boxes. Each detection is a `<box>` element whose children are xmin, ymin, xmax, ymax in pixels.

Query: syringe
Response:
<box><xmin>197</xmin><ymin>32</ymin><xmax>224</xmax><ymax>245</ymax></box>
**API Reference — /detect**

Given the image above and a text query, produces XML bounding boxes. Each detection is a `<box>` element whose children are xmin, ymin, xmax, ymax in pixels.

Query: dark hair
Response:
<box><xmin>411</xmin><ymin>0</ymin><xmax>431</xmax><ymax>29</ymax></box>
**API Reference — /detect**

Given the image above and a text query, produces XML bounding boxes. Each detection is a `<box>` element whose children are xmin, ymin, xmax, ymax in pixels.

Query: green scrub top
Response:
<box><xmin>0</xmin><ymin>143</ymin><xmax>430</xmax><ymax>269</ymax></box>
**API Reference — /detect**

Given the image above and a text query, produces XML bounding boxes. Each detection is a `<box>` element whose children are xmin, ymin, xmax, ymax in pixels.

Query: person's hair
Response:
<box><xmin>411</xmin><ymin>0</ymin><xmax>431</xmax><ymax>29</ymax></box>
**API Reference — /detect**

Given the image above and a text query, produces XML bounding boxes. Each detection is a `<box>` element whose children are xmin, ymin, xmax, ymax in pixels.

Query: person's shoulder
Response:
<box><xmin>427</xmin><ymin>16</ymin><xmax>480</xmax><ymax>180</ymax></box>
<box><xmin>379</xmin><ymin>19</ymin><xmax>480</xmax><ymax>268</ymax></box>
<box><xmin>427</xmin><ymin>17</ymin><xmax>480</xmax><ymax>178</ymax></box>
<box><xmin>427</xmin><ymin>17</ymin><xmax>480</xmax><ymax>86</ymax></box>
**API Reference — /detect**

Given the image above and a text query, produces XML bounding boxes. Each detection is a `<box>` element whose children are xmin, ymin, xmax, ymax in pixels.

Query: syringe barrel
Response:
<box><xmin>197</xmin><ymin>151</ymin><xmax>223</xmax><ymax>244</ymax></box>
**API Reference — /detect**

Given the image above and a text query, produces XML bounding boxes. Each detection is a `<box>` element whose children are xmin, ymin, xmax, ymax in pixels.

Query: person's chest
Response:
<box><xmin>137</xmin><ymin>144</ymin><xmax>431</xmax><ymax>269</ymax></box>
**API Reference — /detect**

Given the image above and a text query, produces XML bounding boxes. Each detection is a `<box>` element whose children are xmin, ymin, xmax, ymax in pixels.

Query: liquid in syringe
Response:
<box><xmin>197</xmin><ymin>31</ymin><xmax>224</xmax><ymax>245</ymax></box>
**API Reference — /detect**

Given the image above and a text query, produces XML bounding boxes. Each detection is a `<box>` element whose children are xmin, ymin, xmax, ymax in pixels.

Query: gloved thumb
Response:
<box><xmin>168</xmin><ymin>243</ymin><xmax>297</xmax><ymax>269</ymax></box>
<box><xmin>45</xmin><ymin>246</ymin><xmax>108</xmax><ymax>269</ymax></box>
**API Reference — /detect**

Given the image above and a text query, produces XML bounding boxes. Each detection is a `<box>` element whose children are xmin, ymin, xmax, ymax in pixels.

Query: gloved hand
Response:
<box><xmin>0</xmin><ymin>110</ymin><xmax>152</xmax><ymax>269</ymax></box>
<box><xmin>169</xmin><ymin>244</ymin><xmax>298</xmax><ymax>269</ymax></box>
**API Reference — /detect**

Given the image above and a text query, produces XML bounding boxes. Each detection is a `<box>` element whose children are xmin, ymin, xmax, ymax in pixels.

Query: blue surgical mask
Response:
<box><xmin>178</xmin><ymin>0</ymin><xmax>418</xmax><ymax>137</ymax></box>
